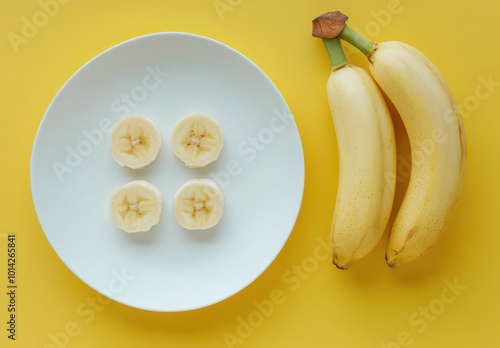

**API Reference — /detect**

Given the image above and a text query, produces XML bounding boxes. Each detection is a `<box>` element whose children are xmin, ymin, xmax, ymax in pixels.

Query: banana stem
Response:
<box><xmin>340</xmin><ymin>25</ymin><xmax>376</xmax><ymax>57</ymax></box>
<box><xmin>322</xmin><ymin>38</ymin><xmax>349</xmax><ymax>71</ymax></box>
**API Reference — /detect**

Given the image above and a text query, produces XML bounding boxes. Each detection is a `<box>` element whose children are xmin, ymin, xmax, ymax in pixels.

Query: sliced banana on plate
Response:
<box><xmin>171</xmin><ymin>113</ymin><xmax>223</xmax><ymax>168</ymax></box>
<box><xmin>109</xmin><ymin>180</ymin><xmax>163</xmax><ymax>233</ymax></box>
<box><xmin>174</xmin><ymin>178</ymin><xmax>224</xmax><ymax>230</ymax></box>
<box><xmin>110</xmin><ymin>115</ymin><xmax>162</xmax><ymax>169</ymax></box>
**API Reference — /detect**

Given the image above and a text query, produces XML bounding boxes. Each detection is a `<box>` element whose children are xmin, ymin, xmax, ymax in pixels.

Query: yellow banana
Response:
<box><xmin>318</xmin><ymin>37</ymin><xmax>397</xmax><ymax>269</ymax></box>
<box><xmin>340</xmin><ymin>25</ymin><xmax>467</xmax><ymax>267</ymax></box>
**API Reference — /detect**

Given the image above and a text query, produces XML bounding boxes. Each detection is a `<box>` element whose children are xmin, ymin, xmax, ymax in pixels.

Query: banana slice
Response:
<box><xmin>171</xmin><ymin>113</ymin><xmax>223</xmax><ymax>168</ymax></box>
<box><xmin>174</xmin><ymin>179</ymin><xmax>224</xmax><ymax>230</ymax></box>
<box><xmin>110</xmin><ymin>115</ymin><xmax>162</xmax><ymax>169</ymax></box>
<box><xmin>109</xmin><ymin>180</ymin><xmax>163</xmax><ymax>233</ymax></box>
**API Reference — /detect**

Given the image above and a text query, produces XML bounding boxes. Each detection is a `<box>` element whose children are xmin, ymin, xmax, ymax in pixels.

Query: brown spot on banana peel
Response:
<box><xmin>333</xmin><ymin>252</ymin><xmax>351</xmax><ymax>270</ymax></box>
<box><xmin>367</xmin><ymin>43</ymin><xmax>378</xmax><ymax>65</ymax></box>
<box><xmin>334</xmin><ymin>263</ymin><xmax>349</xmax><ymax>271</ymax></box>
<box><xmin>385</xmin><ymin>227</ymin><xmax>417</xmax><ymax>268</ymax></box>
<box><xmin>387</xmin><ymin>230</ymin><xmax>437</xmax><ymax>268</ymax></box>
<box><xmin>386</xmin><ymin>256</ymin><xmax>398</xmax><ymax>268</ymax></box>
<box><xmin>332</xmin><ymin>235</ymin><xmax>365</xmax><ymax>270</ymax></box>
<box><xmin>457</xmin><ymin>121</ymin><xmax>467</xmax><ymax>178</ymax></box>
<box><xmin>405</xmin><ymin>226</ymin><xmax>419</xmax><ymax>244</ymax></box>
<box><xmin>312</xmin><ymin>11</ymin><xmax>348</xmax><ymax>39</ymax></box>
<box><xmin>332</xmin><ymin>253</ymin><xmax>349</xmax><ymax>270</ymax></box>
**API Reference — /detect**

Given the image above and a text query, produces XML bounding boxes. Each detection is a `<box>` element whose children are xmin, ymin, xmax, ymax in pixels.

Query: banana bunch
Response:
<box><xmin>108</xmin><ymin>114</ymin><xmax>225</xmax><ymax>233</ymax></box>
<box><xmin>313</xmin><ymin>12</ymin><xmax>467</xmax><ymax>268</ymax></box>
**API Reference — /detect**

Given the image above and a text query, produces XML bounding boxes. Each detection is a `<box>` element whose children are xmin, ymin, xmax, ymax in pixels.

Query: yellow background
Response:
<box><xmin>1</xmin><ymin>0</ymin><xmax>499</xmax><ymax>347</ymax></box>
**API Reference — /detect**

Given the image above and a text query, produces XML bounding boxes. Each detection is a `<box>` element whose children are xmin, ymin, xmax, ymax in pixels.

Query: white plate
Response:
<box><xmin>30</xmin><ymin>32</ymin><xmax>304</xmax><ymax>312</ymax></box>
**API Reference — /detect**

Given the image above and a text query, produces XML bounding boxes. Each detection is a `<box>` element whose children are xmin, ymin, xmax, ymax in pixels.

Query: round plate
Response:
<box><xmin>30</xmin><ymin>32</ymin><xmax>304</xmax><ymax>312</ymax></box>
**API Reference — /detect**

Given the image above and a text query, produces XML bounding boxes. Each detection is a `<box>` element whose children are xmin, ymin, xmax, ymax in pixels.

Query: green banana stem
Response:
<box><xmin>340</xmin><ymin>25</ymin><xmax>376</xmax><ymax>57</ymax></box>
<box><xmin>322</xmin><ymin>38</ymin><xmax>349</xmax><ymax>71</ymax></box>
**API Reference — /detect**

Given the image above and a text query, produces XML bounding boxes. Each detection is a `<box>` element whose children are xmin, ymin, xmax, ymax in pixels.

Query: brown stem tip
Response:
<box><xmin>312</xmin><ymin>11</ymin><xmax>348</xmax><ymax>39</ymax></box>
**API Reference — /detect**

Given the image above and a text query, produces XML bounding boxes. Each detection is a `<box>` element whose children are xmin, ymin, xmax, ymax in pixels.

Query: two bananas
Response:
<box><xmin>313</xmin><ymin>12</ymin><xmax>466</xmax><ymax>268</ymax></box>
<box><xmin>108</xmin><ymin>114</ymin><xmax>225</xmax><ymax>233</ymax></box>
